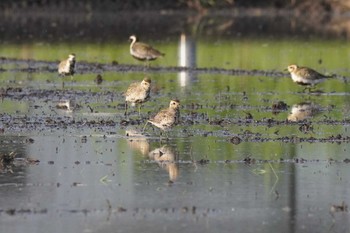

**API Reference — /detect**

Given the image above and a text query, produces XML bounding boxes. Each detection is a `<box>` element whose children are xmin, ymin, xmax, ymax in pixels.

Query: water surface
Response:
<box><xmin>0</xmin><ymin>11</ymin><xmax>350</xmax><ymax>233</ymax></box>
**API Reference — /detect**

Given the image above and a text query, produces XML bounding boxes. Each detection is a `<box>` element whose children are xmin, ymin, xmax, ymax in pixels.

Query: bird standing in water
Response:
<box><xmin>143</xmin><ymin>99</ymin><xmax>180</xmax><ymax>139</ymax></box>
<box><xmin>124</xmin><ymin>77</ymin><xmax>152</xmax><ymax>116</ymax></box>
<box><xmin>129</xmin><ymin>35</ymin><xmax>164</xmax><ymax>66</ymax></box>
<box><xmin>58</xmin><ymin>54</ymin><xmax>76</xmax><ymax>77</ymax></box>
<box><xmin>286</xmin><ymin>64</ymin><xmax>334</xmax><ymax>91</ymax></box>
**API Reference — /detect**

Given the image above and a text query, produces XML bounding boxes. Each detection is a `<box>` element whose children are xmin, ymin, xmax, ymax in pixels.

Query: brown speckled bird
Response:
<box><xmin>129</xmin><ymin>35</ymin><xmax>164</xmax><ymax>65</ymax></box>
<box><xmin>287</xmin><ymin>64</ymin><xmax>333</xmax><ymax>90</ymax></box>
<box><xmin>143</xmin><ymin>99</ymin><xmax>180</xmax><ymax>138</ymax></box>
<box><xmin>58</xmin><ymin>54</ymin><xmax>76</xmax><ymax>77</ymax></box>
<box><xmin>124</xmin><ymin>77</ymin><xmax>151</xmax><ymax>116</ymax></box>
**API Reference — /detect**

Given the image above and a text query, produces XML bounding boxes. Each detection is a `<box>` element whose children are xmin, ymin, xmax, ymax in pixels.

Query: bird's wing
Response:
<box><xmin>300</xmin><ymin>67</ymin><xmax>326</xmax><ymax>80</ymax></box>
<box><xmin>124</xmin><ymin>82</ymin><xmax>139</xmax><ymax>96</ymax></box>
<box><xmin>58</xmin><ymin>60</ymin><xmax>66</xmax><ymax>69</ymax></box>
<box><xmin>152</xmin><ymin>109</ymin><xmax>170</xmax><ymax>122</ymax></box>
<box><xmin>133</xmin><ymin>42</ymin><xmax>152</xmax><ymax>57</ymax></box>
<box><xmin>134</xmin><ymin>42</ymin><xmax>164</xmax><ymax>57</ymax></box>
<box><xmin>146</xmin><ymin>47</ymin><xmax>164</xmax><ymax>57</ymax></box>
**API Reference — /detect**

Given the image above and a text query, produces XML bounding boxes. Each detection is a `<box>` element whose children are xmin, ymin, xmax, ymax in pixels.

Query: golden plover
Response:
<box><xmin>143</xmin><ymin>99</ymin><xmax>180</xmax><ymax>138</ymax></box>
<box><xmin>286</xmin><ymin>64</ymin><xmax>333</xmax><ymax>90</ymax></box>
<box><xmin>124</xmin><ymin>77</ymin><xmax>151</xmax><ymax>116</ymax></box>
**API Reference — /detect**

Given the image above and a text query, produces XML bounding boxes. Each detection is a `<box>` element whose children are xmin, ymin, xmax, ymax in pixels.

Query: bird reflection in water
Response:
<box><xmin>125</xmin><ymin>129</ymin><xmax>150</xmax><ymax>156</ymax></box>
<box><xmin>287</xmin><ymin>102</ymin><xmax>321</xmax><ymax>122</ymax></box>
<box><xmin>126</xmin><ymin>130</ymin><xmax>179</xmax><ymax>182</ymax></box>
<box><xmin>148</xmin><ymin>145</ymin><xmax>179</xmax><ymax>182</ymax></box>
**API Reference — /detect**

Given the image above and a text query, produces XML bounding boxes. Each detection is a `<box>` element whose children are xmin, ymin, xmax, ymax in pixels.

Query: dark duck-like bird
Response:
<box><xmin>129</xmin><ymin>35</ymin><xmax>164</xmax><ymax>65</ymax></box>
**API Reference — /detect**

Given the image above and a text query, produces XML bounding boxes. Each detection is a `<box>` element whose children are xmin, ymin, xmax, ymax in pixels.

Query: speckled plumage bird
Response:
<box><xmin>143</xmin><ymin>100</ymin><xmax>180</xmax><ymax>138</ymax></box>
<box><xmin>129</xmin><ymin>35</ymin><xmax>164</xmax><ymax>64</ymax></box>
<box><xmin>287</xmin><ymin>64</ymin><xmax>333</xmax><ymax>89</ymax></box>
<box><xmin>124</xmin><ymin>77</ymin><xmax>151</xmax><ymax>116</ymax></box>
<box><xmin>58</xmin><ymin>54</ymin><xmax>76</xmax><ymax>76</ymax></box>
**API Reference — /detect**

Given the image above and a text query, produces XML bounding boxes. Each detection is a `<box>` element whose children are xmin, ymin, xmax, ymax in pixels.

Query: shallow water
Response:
<box><xmin>1</xmin><ymin>11</ymin><xmax>350</xmax><ymax>233</ymax></box>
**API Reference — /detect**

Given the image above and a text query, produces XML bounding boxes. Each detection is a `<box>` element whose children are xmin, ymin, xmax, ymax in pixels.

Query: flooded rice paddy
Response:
<box><xmin>1</xmin><ymin>11</ymin><xmax>350</xmax><ymax>233</ymax></box>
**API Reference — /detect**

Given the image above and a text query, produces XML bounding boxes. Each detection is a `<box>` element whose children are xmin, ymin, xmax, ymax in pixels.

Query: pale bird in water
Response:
<box><xmin>55</xmin><ymin>100</ymin><xmax>75</xmax><ymax>112</ymax></box>
<box><xmin>129</xmin><ymin>35</ymin><xmax>165</xmax><ymax>65</ymax></box>
<box><xmin>58</xmin><ymin>54</ymin><xmax>76</xmax><ymax>77</ymax></box>
<box><xmin>286</xmin><ymin>64</ymin><xmax>334</xmax><ymax>91</ymax></box>
<box><xmin>125</xmin><ymin>129</ymin><xmax>150</xmax><ymax>156</ymax></box>
<box><xmin>124</xmin><ymin>77</ymin><xmax>151</xmax><ymax>116</ymax></box>
<box><xmin>149</xmin><ymin>145</ymin><xmax>179</xmax><ymax>182</ymax></box>
<box><xmin>287</xmin><ymin>102</ymin><xmax>320</xmax><ymax>122</ymax></box>
<box><xmin>143</xmin><ymin>99</ymin><xmax>180</xmax><ymax>138</ymax></box>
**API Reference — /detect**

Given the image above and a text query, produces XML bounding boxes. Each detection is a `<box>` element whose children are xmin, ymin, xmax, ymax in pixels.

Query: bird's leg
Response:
<box><xmin>159</xmin><ymin>131</ymin><xmax>168</xmax><ymax>143</ymax></box>
<box><xmin>142</xmin><ymin>121</ymin><xmax>148</xmax><ymax>133</ymax></box>
<box><xmin>138</xmin><ymin>104</ymin><xmax>142</xmax><ymax>117</ymax></box>
<box><xmin>124</xmin><ymin>102</ymin><xmax>128</xmax><ymax>116</ymax></box>
<box><xmin>308</xmin><ymin>86</ymin><xmax>318</xmax><ymax>93</ymax></box>
<box><xmin>164</xmin><ymin>131</ymin><xmax>169</xmax><ymax>140</ymax></box>
<box><xmin>302</xmin><ymin>86</ymin><xmax>310</xmax><ymax>93</ymax></box>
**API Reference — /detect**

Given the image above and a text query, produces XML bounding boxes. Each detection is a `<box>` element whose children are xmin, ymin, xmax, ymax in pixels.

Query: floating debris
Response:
<box><xmin>229</xmin><ymin>136</ymin><xmax>242</xmax><ymax>145</ymax></box>
<box><xmin>330</xmin><ymin>201</ymin><xmax>348</xmax><ymax>213</ymax></box>
<box><xmin>272</xmin><ymin>101</ymin><xmax>288</xmax><ymax>114</ymax></box>
<box><xmin>0</xmin><ymin>152</ymin><xmax>16</xmax><ymax>172</ymax></box>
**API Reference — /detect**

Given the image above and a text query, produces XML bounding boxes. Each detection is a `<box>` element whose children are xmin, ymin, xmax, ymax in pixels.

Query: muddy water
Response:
<box><xmin>1</xmin><ymin>12</ymin><xmax>350</xmax><ymax>233</ymax></box>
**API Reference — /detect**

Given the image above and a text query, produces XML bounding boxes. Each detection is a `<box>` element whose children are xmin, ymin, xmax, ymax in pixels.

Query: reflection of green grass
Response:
<box><xmin>0</xmin><ymin>99</ymin><xmax>28</xmax><ymax>113</ymax></box>
<box><xmin>2</xmin><ymin>39</ymin><xmax>350</xmax><ymax>72</ymax></box>
<box><xmin>198</xmin><ymin>39</ymin><xmax>350</xmax><ymax>71</ymax></box>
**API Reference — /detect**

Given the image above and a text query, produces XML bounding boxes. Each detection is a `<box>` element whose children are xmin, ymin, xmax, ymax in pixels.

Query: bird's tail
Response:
<box><xmin>326</xmin><ymin>74</ymin><xmax>337</xmax><ymax>79</ymax></box>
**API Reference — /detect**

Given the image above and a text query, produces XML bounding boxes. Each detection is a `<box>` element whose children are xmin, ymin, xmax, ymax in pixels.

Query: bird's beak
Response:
<box><xmin>283</xmin><ymin>68</ymin><xmax>288</xmax><ymax>72</ymax></box>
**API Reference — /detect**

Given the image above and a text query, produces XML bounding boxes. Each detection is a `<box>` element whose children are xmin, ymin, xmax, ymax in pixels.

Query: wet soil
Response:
<box><xmin>0</xmin><ymin>57</ymin><xmax>288</xmax><ymax>77</ymax></box>
<box><xmin>1</xmin><ymin>57</ymin><xmax>350</xmax><ymax>141</ymax></box>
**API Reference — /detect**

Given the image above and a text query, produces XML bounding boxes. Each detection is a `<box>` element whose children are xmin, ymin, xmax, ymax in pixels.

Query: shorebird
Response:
<box><xmin>55</xmin><ymin>100</ymin><xmax>75</xmax><ymax>112</ymax></box>
<box><xmin>143</xmin><ymin>99</ymin><xmax>180</xmax><ymax>138</ymax></box>
<box><xmin>58</xmin><ymin>54</ymin><xmax>76</xmax><ymax>77</ymax></box>
<box><xmin>286</xmin><ymin>64</ymin><xmax>333</xmax><ymax>91</ymax></box>
<box><xmin>124</xmin><ymin>77</ymin><xmax>151</xmax><ymax>116</ymax></box>
<box><xmin>129</xmin><ymin>35</ymin><xmax>165</xmax><ymax>65</ymax></box>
